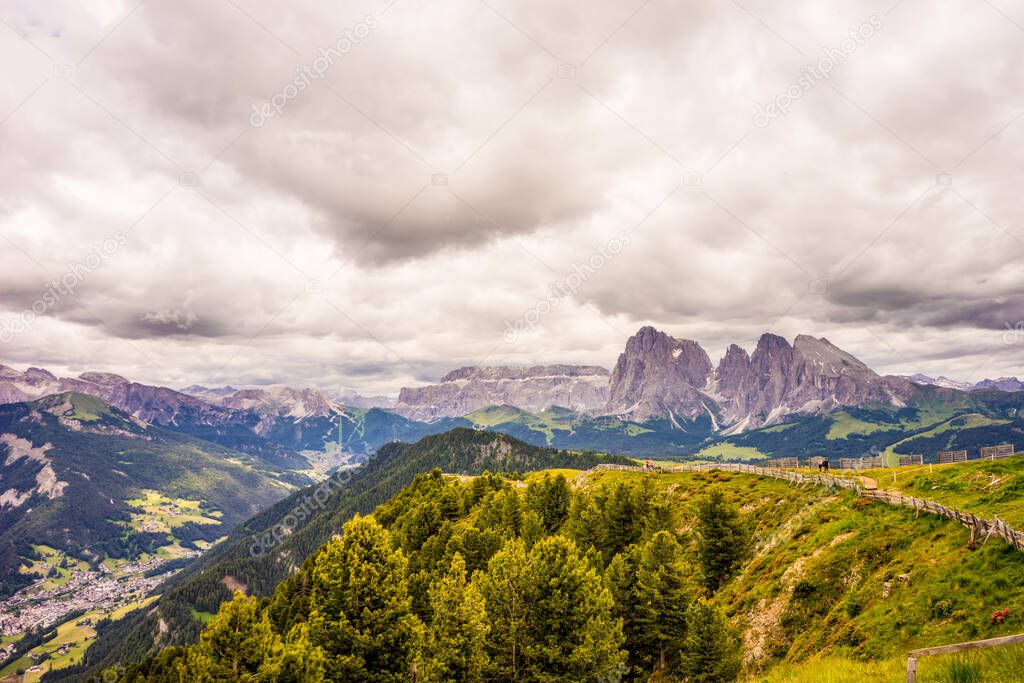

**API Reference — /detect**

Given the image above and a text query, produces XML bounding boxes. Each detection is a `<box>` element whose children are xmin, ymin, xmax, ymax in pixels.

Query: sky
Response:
<box><xmin>1</xmin><ymin>0</ymin><xmax>1023</xmax><ymax>396</ymax></box>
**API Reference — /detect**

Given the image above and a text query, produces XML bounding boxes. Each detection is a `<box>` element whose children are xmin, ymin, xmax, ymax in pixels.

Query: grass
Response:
<box><xmin>761</xmin><ymin>423</ymin><xmax>797</xmax><ymax>434</ymax></box>
<box><xmin>858</xmin><ymin>457</ymin><xmax>1024</xmax><ymax>528</ymax></box>
<box><xmin>745</xmin><ymin>655</ymin><xmax>905</xmax><ymax>682</ymax></box>
<box><xmin>746</xmin><ymin>648</ymin><xmax>1024</xmax><ymax>682</ymax></box>
<box><xmin>826</xmin><ymin>412</ymin><xmax>898</xmax><ymax>440</ymax></box>
<box><xmin>574</xmin><ymin>466</ymin><xmax>1024</xmax><ymax>680</ymax></box>
<box><xmin>465</xmin><ymin>406</ymin><xmax>579</xmax><ymax>443</ymax></box>
<box><xmin>17</xmin><ymin>545</ymin><xmax>91</xmax><ymax>591</ymax></box>
<box><xmin>695</xmin><ymin>443</ymin><xmax>769</xmax><ymax>461</ymax></box>
<box><xmin>124</xmin><ymin>489</ymin><xmax>222</xmax><ymax>533</ymax></box>
<box><xmin>923</xmin><ymin>643</ymin><xmax>1024</xmax><ymax>682</ymax></box>
<box><xmin>522</xmin><ymin>468</ymin><xmax>583</xmax><ymax>484</ymax></box>
<box><xmin>881</xmin><ymin>414</ymin><xmax>1011</xmax><ymax>461</ymax></box>
<box><xmin>64</xmin><ymin>393</ymin><xmax>112</xmax><ymax>422</ymax></box>
<box><xmin>0</xmin><ymin>614</ymin><xmax>96</xmax><ymax>681</ymax></box>
<box><xmin>190</xmin><ymin>608</ymin><xmax>216</xmax><ymax>625</ymax></box>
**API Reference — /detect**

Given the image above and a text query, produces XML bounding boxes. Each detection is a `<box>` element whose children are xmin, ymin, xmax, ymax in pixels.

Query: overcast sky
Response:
<box><xmin>1</xmin><ymin>0</ymin><xmax>1023</xmax><ymax>395</ymax></box>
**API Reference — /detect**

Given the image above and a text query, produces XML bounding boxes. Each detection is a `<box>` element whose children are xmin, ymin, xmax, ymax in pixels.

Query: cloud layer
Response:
<box><xmin>1</xmin><ymin>0</ymin><xmax>1022</xmax><ymax>394</ymax></box>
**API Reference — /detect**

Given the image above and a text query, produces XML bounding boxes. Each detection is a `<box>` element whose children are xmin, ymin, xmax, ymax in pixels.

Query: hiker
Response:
<box><xmin>644</xmin><ymin>459</ymin><xmax>654</xmax><ymax>471</ymax></box>
<box><xmin>821</xmin><ymin>458</ymin><xmax>830</xmax><ymax>474</ymax></box>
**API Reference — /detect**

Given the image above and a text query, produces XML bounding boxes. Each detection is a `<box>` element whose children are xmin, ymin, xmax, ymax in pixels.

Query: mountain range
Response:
<box><xmin>394</xmin><ymin>327</ymin><xmax>940</xmax><ymax>430</ymax></box>
<box><xmin>1</xmin><ymin>327</ymin><xmax>1022</xmax><ymax>680</ymax></box>
<box><xmin>905</xmin><ymin>374</ymin><xmax>1024</xmax><ymax>393</ymax></box>
<box><xmin>1</xmin><ymin>327</ymin><xmax>1022</xmax><ymax>463</ymax></box>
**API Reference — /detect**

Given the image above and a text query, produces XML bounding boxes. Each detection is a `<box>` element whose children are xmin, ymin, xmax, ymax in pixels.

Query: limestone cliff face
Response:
<box><xmin>393</xmin><ymin>365</ymin><xmax>610</xmax><ymax>421</ymax></box>
<box><xmin>602</xmin><ymin>328</ymin><xmax>918</xmax><ymax>430</ymax></box>
<box><xmin>709</xmin><ymin>333</ymin><xmax>914</xmax><ymax>428</ymax></box>
<box><xmin>604</xmin><ymin>326</ymin><xmax>714</xmax><ymax>422</ymax></box>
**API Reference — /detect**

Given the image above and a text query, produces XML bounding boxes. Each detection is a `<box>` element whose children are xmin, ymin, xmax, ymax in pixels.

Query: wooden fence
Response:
<box><xmin>981</xmin><ymin>443</ymin><xmax>1015</xmax><ymax>459</ymax></box>
<box><xmin>906</xmin><ymin>633</ymin><xmax>1024</xmax><ymax>682</ymax></box>
<box><xmin>937</xmin><ymin>449</ymin><xmax>968</xmax><ymax>464</ymax></box>
<box><xmin>589</xmin><ymin>462</ymin><xmax>1024</xmax><ymax>553</ymax></box>
<box><xmin>764</xmin><ymin>457</ymin><xmax>800</xmax><ymax>468</ymax></box>
<box><xmin>839</xmin><ymin>456</ymin><xmax>885</xmax><ymax>469</ymax></box>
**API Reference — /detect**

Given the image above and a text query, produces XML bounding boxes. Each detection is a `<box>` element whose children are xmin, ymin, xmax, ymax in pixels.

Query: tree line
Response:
<box><xmin>113</xmin><ymin>469</ymin><xmax>751</xmax><ymax>682</ymax></box>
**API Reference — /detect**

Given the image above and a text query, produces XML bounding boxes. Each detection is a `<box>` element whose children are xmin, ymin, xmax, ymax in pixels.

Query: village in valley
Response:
<box><xmin>0</xmin><ymin>490</ymin><xmax>220</xmax><ymax>681</ymax></box>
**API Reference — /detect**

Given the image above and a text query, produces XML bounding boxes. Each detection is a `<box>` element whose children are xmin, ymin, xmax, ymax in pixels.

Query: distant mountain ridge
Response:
<box><xmin>1</xmin><ymin>326</ymin><xmax>1021</xmax><ymax>458</ymax></box>
<box><xmin>394</xmin><ymin>327</ymin><xmax>938</xmax><ymax>433</ymax></box>
<box><xmin>393</xmin><ymin>364</ymin><xmax>610</xmax><ymax>420</ymax></box>
<box><xmin>906</xmin><ymin>374</ymin><xmax>1024</xmax><ymax>393</ymax></box>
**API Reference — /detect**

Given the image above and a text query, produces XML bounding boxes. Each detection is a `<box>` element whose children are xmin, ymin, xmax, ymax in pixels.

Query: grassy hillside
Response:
<box><xmin>855</xmin><ymin>457</ymin><xmax>1024</xmax><ymax>528</ymax></box>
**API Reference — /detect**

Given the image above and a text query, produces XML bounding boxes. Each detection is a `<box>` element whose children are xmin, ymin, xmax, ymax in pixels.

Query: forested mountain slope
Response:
<box><xmin>56</xmin><ymin>429</ymin><xmax>631</xmax><ymax>680</ymax></box>
<box><xmin>90</xmin><ymin>462</ymin><xmax>1024</xmax><ymax>682</ymax></box>
<box><xmin>0</xmin><ymin>393</ymin><xmax>306</xmax><ymax>598</ymax></box>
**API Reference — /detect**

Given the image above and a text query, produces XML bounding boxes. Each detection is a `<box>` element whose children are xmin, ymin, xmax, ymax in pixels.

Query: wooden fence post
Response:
<box><xmin>906</xmin><ymin>656</ymin><xmax>917</xmax><ymax>683</ymax></box>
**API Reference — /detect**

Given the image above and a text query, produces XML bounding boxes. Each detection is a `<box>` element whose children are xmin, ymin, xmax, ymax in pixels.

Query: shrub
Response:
<box><xmin>792</xmin><ymin>579</ymin><xmax>816</xmax><ymax>601</ymax></box>
<box><xmin>844</xmin><ymin>594</ymin><xmax>864</xmax><ymax>618</ymax></box>
<box><xmin>931</xmin><ymin>599</ymin><xmax>954</xmax><ymax>619</ymax></box>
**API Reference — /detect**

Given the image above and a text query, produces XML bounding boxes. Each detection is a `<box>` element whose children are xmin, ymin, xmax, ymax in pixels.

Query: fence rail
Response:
<box><xmin>905</xmin><ymin>633</ymin><xmax>1024</xmax><ymax>682</ymax></box>
<box><xmin>588</xmin><ymin>462</ymin><xmax>1024</xmax><ymax>553</ymax></box>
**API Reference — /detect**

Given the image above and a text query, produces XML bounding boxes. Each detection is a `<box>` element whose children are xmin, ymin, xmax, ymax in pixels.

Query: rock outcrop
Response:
<box><xmin>605</xmin><ymin>326</ymin><xmax>714</xmax><ymax>422</ymax></box>
<box><xmin>393</xmin><ymin>365</ymin><xmax>610</xmax><ymax>421</ymax></box>
<box><xmin>602</xmin><ymin>327</ymin><xmax>918</xmax><ymax>430</ymax></box>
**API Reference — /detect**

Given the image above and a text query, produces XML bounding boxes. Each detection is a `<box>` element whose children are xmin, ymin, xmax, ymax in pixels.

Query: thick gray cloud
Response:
<box><xmin>0</xmin><ymin>0</ymin><xmax>1022</xmax><ymax>394</ymax></box>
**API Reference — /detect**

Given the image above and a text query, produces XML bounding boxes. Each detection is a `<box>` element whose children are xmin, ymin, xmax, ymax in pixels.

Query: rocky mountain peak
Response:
<box><xmin>714</xmin><ymin>344</ymin><xmax>751</xmax><ymax>399</ymax></box>
<box><xmin>78</xmin><ymin>371</ymin><xmax>130</xmax><ymax>386</ymax></box>
<box><xmin>605</xmin><ymin>327</ymin><xmax>713</xmax><ymax>421</ymax></box>
<box><xmin>24</xmin><ymin>367</ymin><xmax>57</xmax><ymax>381</ymax></box>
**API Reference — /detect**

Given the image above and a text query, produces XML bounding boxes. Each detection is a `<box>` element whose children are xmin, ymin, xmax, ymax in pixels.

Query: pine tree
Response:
<box><xmin>181</xmin><ymin>590</ymin><xmax>280</xmax><ymax>681</ymax></box>
<box><xmin>605</xmin><ymin>547</ymin><xmax>644</xmax><ymax>677</ymax></box>
<box><xmin>274</xmin><ymin>624</ymin><xmax>327</xmax><ymax>682</ymax></box>
<box><xmin>694</xmin><ymin>488</ymin><xmax>751</xmax><ymax>592</ymax></box>
<box><xmin>421</xmin><ymin>553</ymin><xmax>489</xmax><ymax>682</ymax></box>
<box><xmin>603</xmin><ymin>483</ymin><xmax>644</xmax><ymax>559</ymax></box>
<box><xmin>522</xmin><ymin>536</ymin><xmax>626</xmax><ymax>680</ymax></box>
<box><xmin>678</xmin><ymin>598</ymin><xmax>742</xmax><ymax>683</ymax></box>
<box><xmin>476</xmin><ymin>487</ymin><xmax>522</xmax><ymax>537</ymax></box>
<box><xmin>308</xmin><ymin>514</ymin><xmax>423</xmax><ymax>682</ymax></box>
<box><xmin>445</xmin><ymin>525</ymin><xmax>505</xmax><ymax>574</ymax></box>
<box><xmin>520</xmin><ymin>509</ymin><xmax>546</xmax><ymax>549</ymax></box>
<box><xmin>476</xmin><ymin>538</ymin><xmax>530</xmax><ymax>680</ymax></box>
<box><xmin>526</xmin><ymin>473</ymin><xmax>571</xmax><ymax>532</ymax></box>
<box><xmin>565</xmin><ymin>490</ymin><xmax>605</xmax><ymax>553</ymax></box>
<box><xmin>633</xmin><ymin>531</ymin><xmax>695</xmax><ymax>673</ymax></box>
